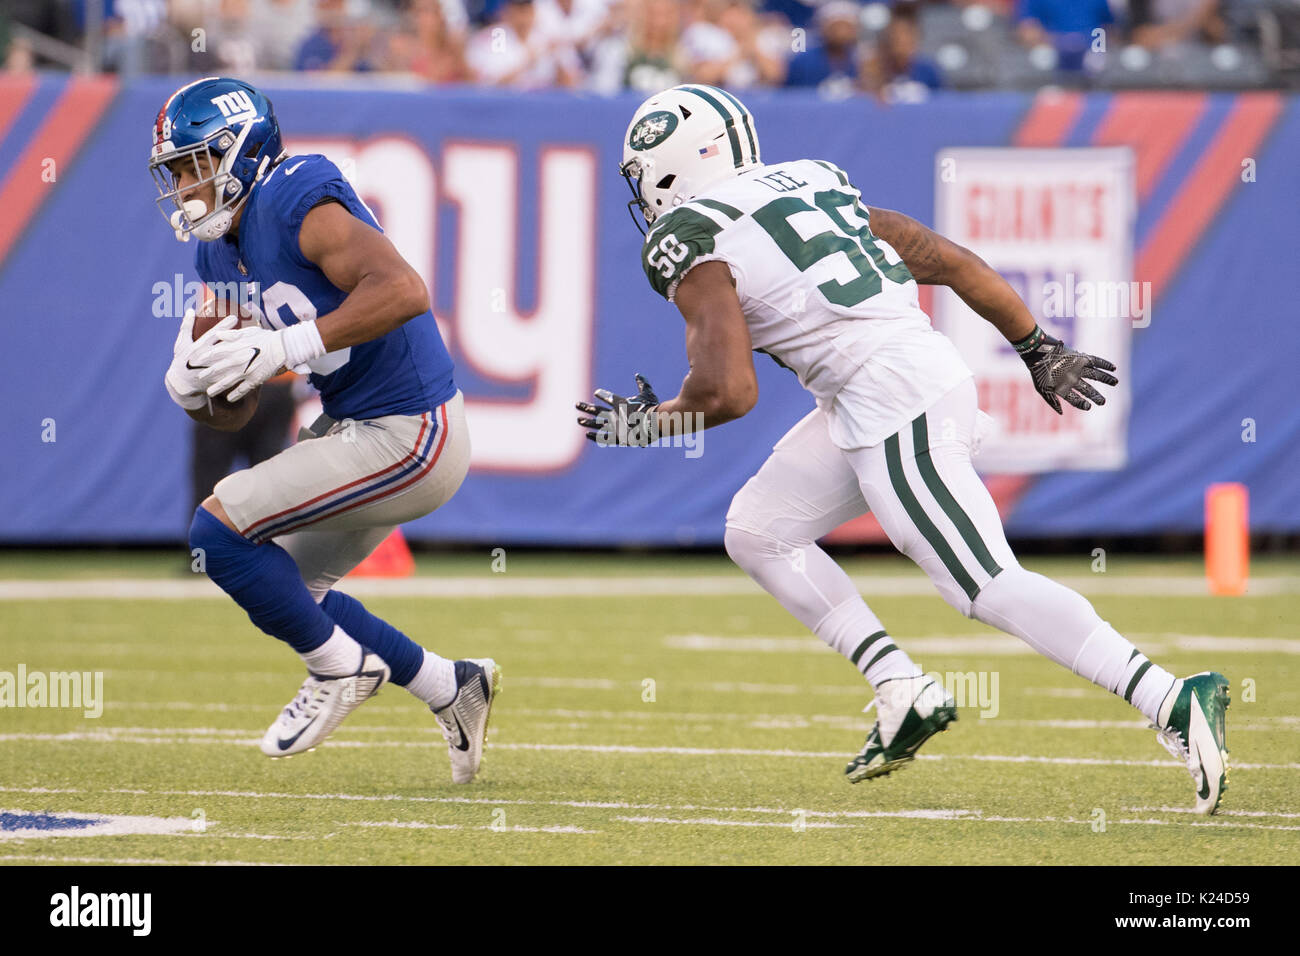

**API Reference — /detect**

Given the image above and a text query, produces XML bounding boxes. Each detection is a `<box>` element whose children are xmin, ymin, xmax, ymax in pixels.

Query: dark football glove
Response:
<box><xmin>576</xmin><ymin>374</ymin><xmax>660</xmax><ymax>446</ymax></box>
<box><xmin>1013</xmin><ymin>326</ymin><xmax>1119</xmax><ymax>414</ymax></box>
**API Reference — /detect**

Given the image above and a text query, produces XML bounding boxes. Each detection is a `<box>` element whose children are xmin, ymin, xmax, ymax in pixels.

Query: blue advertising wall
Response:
<box><xmin>0</xmin><ymin>77</ymin><xmax>1296</xmax><ymax>544</ymax></box>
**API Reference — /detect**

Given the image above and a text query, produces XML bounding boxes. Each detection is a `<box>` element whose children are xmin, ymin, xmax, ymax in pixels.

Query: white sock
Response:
<box><xmin>404</xmin><ymin>651</ymin><xmax>458</xmax><ymax>709</ymax></box>
<box><xmin>725</xmin><ymin>528</ymin><xmax>919</xmax><ymax>686</ymax></box>
<box><xmin>299</xmin><ymin>625</ymin><xmax>363</xmax><ymax>677</ymax></box>
<box><xmin>973</xmin><ymin>568</ymin><xmax>1177</xmax><ymax>723</ymax></box>
<box><xmin>817</xmin><ymin>600</ymin><xmax>921</xmax><ymax>689</ymax></box>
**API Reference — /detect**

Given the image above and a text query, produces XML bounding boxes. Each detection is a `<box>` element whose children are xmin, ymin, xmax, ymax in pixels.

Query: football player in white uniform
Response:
<box><xmin>578</xmin><ymin>85</ymin><xmax>1230</xmax><ymax>814</ymax></box>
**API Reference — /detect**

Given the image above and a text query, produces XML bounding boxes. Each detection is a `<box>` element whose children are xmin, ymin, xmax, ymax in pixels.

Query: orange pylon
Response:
<box><xmin>1205</xmin><ymin>483</ymin><xmax>1248</xmax><ymax>596</ymax></box>
<box><xmin>350</xmin><ymin>528</ymin><xmax>416</xmax><ymax>578</ymax></box>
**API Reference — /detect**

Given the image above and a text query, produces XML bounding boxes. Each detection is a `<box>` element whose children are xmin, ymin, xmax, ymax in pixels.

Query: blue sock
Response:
<box><xmin>190</xmin><ymin>507</ymin><xmax>334</xmax><ymax>653</ymax></box>
<box><xmin>321</xmin><ymin>590</ymin><xmax>424</xmax><ymax>685</ymax></box>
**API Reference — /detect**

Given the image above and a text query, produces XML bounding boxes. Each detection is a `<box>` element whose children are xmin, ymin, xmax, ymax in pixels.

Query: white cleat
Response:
<box><xmin>432</xmin><ymin>658</ymin><xmax>501</xmax><ymax>784</ymax></box>
<box><xmin>260</xmin><ymin>650</ymin><xmax>390</xmax><ymax>758</ymax></box>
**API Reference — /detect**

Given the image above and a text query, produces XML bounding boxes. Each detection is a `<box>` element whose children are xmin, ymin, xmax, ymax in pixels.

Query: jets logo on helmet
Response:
<box><xmin>148</xmin><ymin>77</ymin><xmax>285</xmax><ymax>243</ymax></box>
<box><xmin>620</xmin><ymin>85</ymin><xmax>761</xmax><ymax>233</ymax></box>
<box><xmin>628</xmin><ymin>111</ymin><xmax>678</xmax><ymax>151</ymax></box>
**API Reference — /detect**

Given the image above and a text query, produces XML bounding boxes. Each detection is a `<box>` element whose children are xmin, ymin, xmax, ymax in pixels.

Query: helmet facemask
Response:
<box><xmin>149</xmin><ymin>120</ymin><xmax>262</xmax><ymax>242</ymax></box>
<box><xmin>620</xmin><ymin>156</ymin><xmax>655</xmax><ymax>236</ymax></box>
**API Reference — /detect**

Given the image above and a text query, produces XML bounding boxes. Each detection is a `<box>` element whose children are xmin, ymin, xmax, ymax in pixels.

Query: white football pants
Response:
<box><xmin>723</xmin><ymin>377</ymin><xmax>1174</xmax><ymax>720</ymax></box>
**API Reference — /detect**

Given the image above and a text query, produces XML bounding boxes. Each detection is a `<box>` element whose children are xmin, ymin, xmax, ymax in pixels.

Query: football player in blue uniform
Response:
<box><xmin>151</xmin><ymin>77</ymin><xmax>499</xmax><ymax>783</ymax></box>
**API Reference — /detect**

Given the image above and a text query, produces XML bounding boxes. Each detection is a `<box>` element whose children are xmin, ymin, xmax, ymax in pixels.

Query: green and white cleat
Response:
<box><xmin>1153</xmin><ymin>671</ymin><xmax>1230</xmax><ymax>815</ymax></box>
<box><xmin>846</xmin><ymin>675</ymin><xmax>957</xmax><ymax>783</ymax></box>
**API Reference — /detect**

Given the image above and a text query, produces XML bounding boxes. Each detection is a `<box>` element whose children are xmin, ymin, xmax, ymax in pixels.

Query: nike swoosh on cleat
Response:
<box><xmin>276</xmin><ymin>714</ymin><xmax>320</xmax><ymax>752</ymax></box>
<box><xmin>449</xmin><ymin>713</ymin><xmax>471</xmax><ymax>752</ymax></box>
<box><xmin>1197</xmin><ymin>761</ymin><xmax>1211</xmax><ymax>800</ymax></box>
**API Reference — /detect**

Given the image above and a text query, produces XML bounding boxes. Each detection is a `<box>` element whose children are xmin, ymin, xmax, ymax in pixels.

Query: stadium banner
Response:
<box><xmin>0</xmin><ymin>79</ymin><xmax>1295</xmax><ymax>543</ymax></box>
<box><xmin>933</xmin><ymin>147</ymin><xmax>1135</xmax><ymax>472</ymax></box>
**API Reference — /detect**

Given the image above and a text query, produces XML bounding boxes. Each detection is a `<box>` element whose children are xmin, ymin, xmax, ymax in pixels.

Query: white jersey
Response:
<box><xmin>640</xmin><ymin>159</ymin><xmax>972</xmax><ymax>449</ymax></box>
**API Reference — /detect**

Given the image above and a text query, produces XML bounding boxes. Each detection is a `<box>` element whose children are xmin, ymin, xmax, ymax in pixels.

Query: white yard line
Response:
<box><xmin>615</xmin><ymin>816</ymin><xmax>859</xmax><ymax>829</ymax></box>
<box><xmin>1126</xmin><ymin>806</ymin><xmax>1300</xmax><ymax>819</ymax></box>
<box><xmin>1</xmin><ymin>574</ymin><xmax>1294</xmax><ymax>601</ymax></box>
<box><xmin>4</xmin><ymin>785</ymin><xmax>1296</xmax><ymax>835</ymax></box>
<box><xmin>667</xmin><ymin>633</ymin><xmax>1300</xmax><ymax>655</ymax></box>
<box><xmin>615</xmin><ymin>813</ymin><xmax>1300</xmax><ymax>833</ymax></box>
<box><xmin>349</xmin><ymin>821</ymin><xmax>600</xmax><ymax>834</ymax></box>
<box><xmin>0</xmin><ymin>853</ymin><xmax>283</xmax><ymax>866</ymax></box>
<box><xmin>95</xmin><ymin>702</ymin><xmax>1300</xmax><ymax>733</ymax></box>
<box><xmin>2</xmin><ymin>729</ymin><xmax>1297</xmax><ymax>770</ymax></box>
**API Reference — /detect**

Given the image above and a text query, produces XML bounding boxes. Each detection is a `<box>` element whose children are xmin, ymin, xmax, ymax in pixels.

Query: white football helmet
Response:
<box><xmin>620</xmin><ymin>85</ymin><xmax>762</xmax><ymax>233</ymax></box>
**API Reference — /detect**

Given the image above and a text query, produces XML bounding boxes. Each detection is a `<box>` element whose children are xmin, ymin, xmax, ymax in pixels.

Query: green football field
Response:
<box><xmin>1</xmin><ymin>551</ymin><xmax>1296</xmax><ymax>865</ymax></box>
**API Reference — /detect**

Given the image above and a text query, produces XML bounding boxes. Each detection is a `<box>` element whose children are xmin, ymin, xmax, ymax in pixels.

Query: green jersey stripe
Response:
<box><xmin>885</xmin><ymin>432</ymin><xmax>981</xmax><ymax>603</ymax></box>
<box><xmin>911</xmin><ymin>415</ymin><xmax>1003</xmax><ymax>580</ymax></box>
<box><xmin>696</xmin><ymin>197</ymin><xmax>743</xmax><ymax>221</ymax></box>
<box><xmin>681</xmin><ymin>86</ymin><xmax>743</xmax><ymax>168</ymax></box>
<box><xmin>713</xmin><ymin>87</ymin><xmax>757</xmax><ymax>163</ymax></box>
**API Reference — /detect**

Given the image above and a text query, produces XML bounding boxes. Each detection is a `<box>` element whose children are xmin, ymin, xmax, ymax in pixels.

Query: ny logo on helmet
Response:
<box><xmin>629</xmin><ymin>111</ymin><xmax>679</xmax><ymax>151</ymax></box>
<box><xmin>211</xmin><ymin>89</ymin><xmax>258</xmax><ymax>126</ymax></box>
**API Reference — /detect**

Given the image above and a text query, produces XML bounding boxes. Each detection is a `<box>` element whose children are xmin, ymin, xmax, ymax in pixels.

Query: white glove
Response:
<box><xmin>164</xmin><ymin>308</ymin><xmax>240</xmax><ymax>410</ymax></box>
<box><xmin>198</xmin><ymin>321</ymin><xmax>326</xmax><ymax>403</ymax></box>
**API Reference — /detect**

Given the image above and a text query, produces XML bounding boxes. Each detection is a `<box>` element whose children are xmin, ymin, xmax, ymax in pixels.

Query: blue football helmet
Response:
<box><xmin>149</xmin><ymin>77</ymin><xmax>284</xmax><ymax>242</ymax></box>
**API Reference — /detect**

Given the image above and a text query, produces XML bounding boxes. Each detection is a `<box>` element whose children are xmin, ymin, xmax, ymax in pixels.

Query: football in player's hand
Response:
<box><xmin>193</xmin><ymin>290</ymin><xmax>254</xmax><ymax>340</ymax></box>
<box><xmin>190</xmin><ymin>290</ymin><xmax>260</xmax><ymax>430</ymax></box>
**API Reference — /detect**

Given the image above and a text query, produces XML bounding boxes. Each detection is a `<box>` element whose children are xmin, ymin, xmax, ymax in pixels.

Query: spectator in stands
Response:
<box><xmin>468</xmin><ymin>0</ymin><xmax>507</xmax><ymax>27</ymax></box>
<box><xmin>680</xmin><ymin>0</ymin><xmax>740</xmax><ymax>85</ymax></box>
<box><xmin>784</xmin><ymin>0</ymin><xmax>863</xmax><ymax>94</ymax></box>
<box><xmin>466</xmin><ymin>0</ymin><xmax>581</xmax><ymax>88</ymax></box>
<box><xmin>719</xmin><ymin>0</ymin><xmax>791</xmax><ymax>87</ymax></box>
<box><xmin>1128</xmin><ymin>0</ymin><xmax>1227</xmax><ymax>49</ymax></box>
<box><xmin>863</xmin><ymin>3</ymin><xmax>942</xmax><ymax>98</ymax></box>
<box><xmin>249</xmin><ymin>0</ymin><xmax>318</xmax><ymax>71</ymax></box>
<box><xmin>4</xmin><ymin>33</ymin><xmax>36</xmax><ymax>74</ymax></box>
<box><xmin>680</xmin><ymin>0</ymin><xmax>785</xmax><ymax>89</ymax></box>
<box><xmin>388</xmin><ymin>0</ymin><xmax>469</xmax><ymax>81</ymax></box>
<box><xmin>204</xmin><ymin>0</ymin><xmax>262</xmax><ymax>74</ymax></box>
<box><xmin>2</xmin><ymin>11</ymin><xmax>21</xmax><ymax>73</ymax></box>
<box><xmin>588</xmin><ymin>0</ymin><xmax>683</xmax><ymax>93</ymax></box>
<box><xmin>761</xmin><ymin>0</ymin><xmax>819</xmax><ymax>32</ymax></box>
<box><xmin>294</xmin><ymin>0</ymin><xmax>379</xmax><ymax>71</ymax></box>
<box><xmin>1016</xmin><ymin>0</ymin><xmax>1114</xmax><ymax>71</ymax></box>
<box><xmin>98</xmin><ymin>0</ymin><xmax>173</xmax><ymax>74</ymax></box>
<box><xmin>536</xmin><ymin>0</ymin><xmax>614</xmax><ymax>71</ymax></box>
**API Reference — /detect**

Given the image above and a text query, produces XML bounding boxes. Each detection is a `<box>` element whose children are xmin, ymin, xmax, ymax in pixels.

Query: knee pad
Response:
<box><xmin>723</xmin><ymin>523</ymin><xmax>782</xmax><ymax>574</ymax></box>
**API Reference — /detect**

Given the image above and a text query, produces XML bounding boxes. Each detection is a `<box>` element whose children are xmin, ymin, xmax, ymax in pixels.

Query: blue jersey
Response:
<box><xmin>195</xmin><ymin>154</ymin><xmax>456</xmax><ymax>421</ymax></box>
